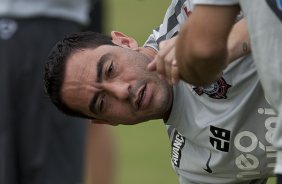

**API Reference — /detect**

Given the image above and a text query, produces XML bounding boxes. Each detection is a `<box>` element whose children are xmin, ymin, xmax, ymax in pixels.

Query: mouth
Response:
<box><xmin>135</xmin><ymin>84</ymin><xmax>147</xmax><ymax>110</ymax></box>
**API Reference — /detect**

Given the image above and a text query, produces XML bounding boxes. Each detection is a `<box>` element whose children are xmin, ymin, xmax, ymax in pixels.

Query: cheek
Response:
<box><xmin>104</xmin><ymin>103</ymin><xmax>134</xmax><ymax>122</ymax></box>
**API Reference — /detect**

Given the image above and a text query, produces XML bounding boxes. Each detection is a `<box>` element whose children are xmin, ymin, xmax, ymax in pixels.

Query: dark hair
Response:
<box><xmin>44</xmin><ymin>31</ymin><xmax>116</xmax><ymax>119</ymax></box>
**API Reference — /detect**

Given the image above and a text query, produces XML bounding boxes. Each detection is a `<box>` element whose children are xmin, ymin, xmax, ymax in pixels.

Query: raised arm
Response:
<box><xmin>175</xmin><ymin>5</ymin><xmax>240</xmax><ymax>86</ymax></box>
<box><xmin>227</xmin><ymin>18</ymin><xmax>251</xmax><ymax>63</ymax></box>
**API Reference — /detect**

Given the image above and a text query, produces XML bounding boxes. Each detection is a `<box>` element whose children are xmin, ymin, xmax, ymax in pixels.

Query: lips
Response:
<box><xmin>135</xmin><ymin>84</ymin><xmax>147</xmax><ymax>110</ymax></box>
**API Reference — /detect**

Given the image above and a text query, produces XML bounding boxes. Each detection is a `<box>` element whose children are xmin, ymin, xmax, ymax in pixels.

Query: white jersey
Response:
<box><xmin>193</xmin><ymin>0</ymin><xmax>282</xmax><ymax>175</ymax></box>
<box><xmin>144</xmin><ymin>0</ymin><xmax>278</xmax><ymax>183</ymax></box>
<box><xmin>167</xmin><ymin>56</ymin><xmax>276</xmax><ymax>184</ymax></box>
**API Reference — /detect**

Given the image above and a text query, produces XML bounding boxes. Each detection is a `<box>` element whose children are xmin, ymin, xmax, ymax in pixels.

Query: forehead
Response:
<box><xmin>64</xmin><ymin>48</ymin><xmax>97</xmax><ymax>88</ymax></box>
<box><xmin>61</xmin><ymin>46</ymin><xmax>111</xmax><ymax>116</ymax></box>
<box><xmin>64</xmin><ymin>45</ymin><xmax>114</xmax><ymax>83</ymax></box>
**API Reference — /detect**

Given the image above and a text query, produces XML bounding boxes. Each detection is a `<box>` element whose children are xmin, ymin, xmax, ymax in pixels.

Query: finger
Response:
<box><xmin>159</xmin><ymin>40</ymin><xmax>166</xmax><ymax>50</ymax></box>
<box><xmin>147</xmin><ymin>59</ymin><xmax>157</xmax><ymax>71</ymax></box>
<box><xmin>149</xmin><ymin>58</ymin><xmax>166</xmax><ymax>80</ymax></box>
<box><xmin>164</xmin><ymin>55</ymin><xmax>173</xmax><ymax>82</ymax></box>
<box><xmin>158</xmin><ymin>40</ymin><xmax>174</xmax><ymax>58</ymax></box>
<box><xmin>164</xmin><ymin>48</ymin><xmax>176</xmax><ymax>81</ymax></box>
<box><xmin>155</xmin><ymin>55</ymin><xmax>166</xmax><ymax>77</ymax></box>
<box><xmin>171</xmin><ymin>60</ymin><xmax>180</xmax><ymax>84</ymax></box>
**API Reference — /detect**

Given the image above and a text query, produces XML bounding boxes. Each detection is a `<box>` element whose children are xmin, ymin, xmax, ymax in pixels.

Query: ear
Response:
<box><xmin>111</xmin><ymin>31</ymin><xmax>139</xmax><ymax>50</ymax></box>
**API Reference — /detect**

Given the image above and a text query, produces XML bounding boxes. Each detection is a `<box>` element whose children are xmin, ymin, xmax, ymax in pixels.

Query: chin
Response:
<box><xmin>120</xmin><ymin>121</ymin><xmax>142</xmax><ymax>126</ymax></box>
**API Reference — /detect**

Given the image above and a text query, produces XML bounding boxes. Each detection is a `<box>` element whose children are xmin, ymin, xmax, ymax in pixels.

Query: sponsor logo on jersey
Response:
<box><xmin>193</xmin><ymin>77</ymin><xmax>231</xmax><ymax>99</ymax></box>
<box><xmin>171</xmin><ymin>130</ymin><xmax>185</xmax><ymax>167</ymax></box>
<box><xmin>208</xmin><ymin>106</ymin><xmax>277</xmax><ymax>180</ymax></box>
<box><xmin>234</xmin><ymin>107</ymin><xmax>277</xmax><ymax>180</ymax></box>
<box><xmin>203</xmin><ymin>151</ymin><xmax>213</xmax><ymax>173</ymax></box>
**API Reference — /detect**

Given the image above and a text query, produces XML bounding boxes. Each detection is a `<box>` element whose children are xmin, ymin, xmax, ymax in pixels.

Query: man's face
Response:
<box><xmin>61</xmin><ymin>45</ymin><xmax>172</xmax><ymax>125</ymax></box>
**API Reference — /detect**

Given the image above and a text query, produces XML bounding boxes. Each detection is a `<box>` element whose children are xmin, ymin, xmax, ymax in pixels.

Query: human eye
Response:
<box><xmin>99</xmin><ymin>94</ymin><xmax>105</xmax><ymax>113</ymax></box>
<box><xmin>105</xmin><ymin>61</ymin><xmax>114</xmax><ymax>78</ymax></box>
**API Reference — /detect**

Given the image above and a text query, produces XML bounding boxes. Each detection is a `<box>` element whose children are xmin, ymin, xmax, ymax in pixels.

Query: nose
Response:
<box><xmin>103</xmin><ymin>81</ymin><xmax>131</xmax><ymax>100</ymax></box>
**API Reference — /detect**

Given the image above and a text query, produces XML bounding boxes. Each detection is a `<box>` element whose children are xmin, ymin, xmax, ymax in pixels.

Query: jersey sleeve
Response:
<box><xmin>144</xmin><ymin>27</ymin><xmax>161</xmax><ymax>51</ymax></box>
<box><xmin>143</xmin><ymin>0</ymin><xmax>193</xmax><ymax>51</ymax></box>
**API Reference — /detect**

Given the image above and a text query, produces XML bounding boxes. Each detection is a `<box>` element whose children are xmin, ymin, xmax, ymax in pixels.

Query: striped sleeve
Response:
<box><xmin>144</xmin><ymin>0</ymin><xmax>193</xmax><ymax>51</ymax></box>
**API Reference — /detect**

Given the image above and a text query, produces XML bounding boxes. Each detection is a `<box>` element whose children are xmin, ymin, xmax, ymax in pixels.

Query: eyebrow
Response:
<box><xmin>96</xmin><ymin>53</ymin><xmax>111</xmax><ymax>83</ymax></box>
<box><xmin>89</xmin><ymin>53</ymin><xmax>111</xmax><ymax>114</ymax></box>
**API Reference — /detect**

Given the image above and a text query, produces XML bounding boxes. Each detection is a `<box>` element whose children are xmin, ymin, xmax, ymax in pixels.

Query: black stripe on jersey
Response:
<box><xmin>145</xmin><ymin>27</ymin><xmax>160</xmax><ymax>47</ymax></box>
<box><xmin>156</xmin><ymin>0</ymin><xmax>186</xmax><ymax>44</ymax></box>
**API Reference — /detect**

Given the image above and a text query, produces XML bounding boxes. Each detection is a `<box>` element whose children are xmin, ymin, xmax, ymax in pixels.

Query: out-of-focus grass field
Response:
<box><xmin>104</xmin><ymin>0</ymin><xmax>276</xmax><ymax>184</ymax></box>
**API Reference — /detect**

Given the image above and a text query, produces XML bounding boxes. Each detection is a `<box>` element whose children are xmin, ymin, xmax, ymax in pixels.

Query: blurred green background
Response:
<box><xmin>103</xmin><ymin>0</ymin><xmax>276</xmax><ymax>184</ymax></box>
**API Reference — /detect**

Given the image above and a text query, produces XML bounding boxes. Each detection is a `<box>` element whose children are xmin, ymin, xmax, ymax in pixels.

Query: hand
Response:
<box><xmin>147</xmin><ymin>36</ymin><xmax>180</xmax><ymax>85</ymax></box>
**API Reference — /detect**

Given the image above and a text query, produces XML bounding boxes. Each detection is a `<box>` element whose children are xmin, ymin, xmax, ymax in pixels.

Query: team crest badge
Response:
<box><xmin>193</xmin><ymin>77</ymin><xmax>231</xmax><ymax>99</ymax></box>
